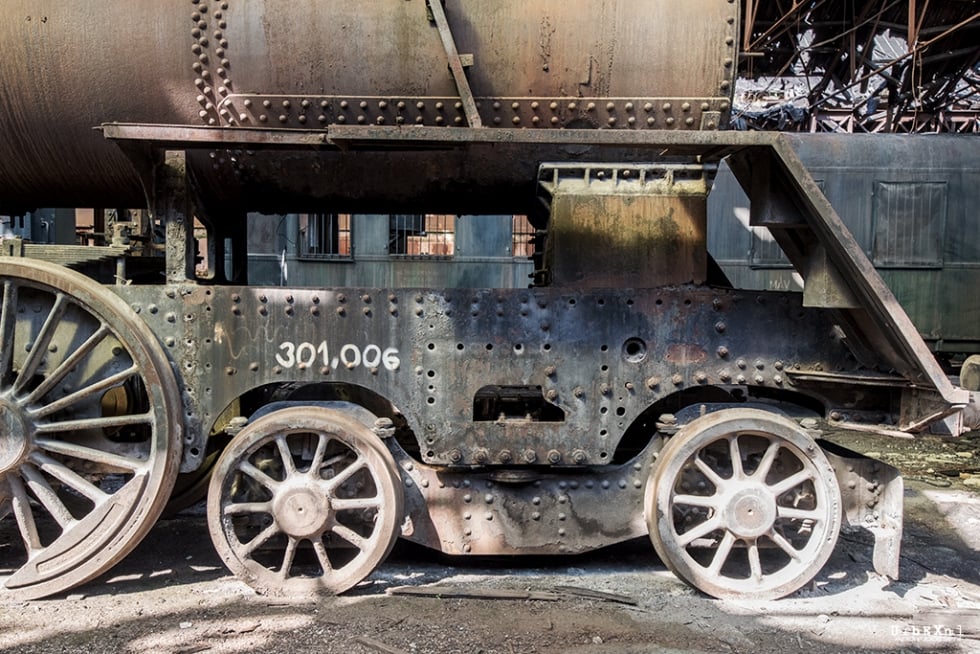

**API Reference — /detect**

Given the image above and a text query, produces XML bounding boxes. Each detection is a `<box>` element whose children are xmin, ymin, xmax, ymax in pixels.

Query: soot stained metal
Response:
<box><xmin>0</xmin><ymin>0</ymin><xmax>974</xmax><ymax>604</ymax></box>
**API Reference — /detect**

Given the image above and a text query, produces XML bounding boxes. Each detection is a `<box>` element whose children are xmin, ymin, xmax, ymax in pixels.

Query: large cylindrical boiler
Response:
<box><xmin>0</xmin><ymin>0</ymin><xmax>737</xmax><ymax>214</ymax></box>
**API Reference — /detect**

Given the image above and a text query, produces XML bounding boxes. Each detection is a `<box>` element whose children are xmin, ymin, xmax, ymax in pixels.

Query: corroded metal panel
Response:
<box><xmin>0</xmin><ymin>0</ymin><xmax>737</xmax><ymax>212</ymax></box>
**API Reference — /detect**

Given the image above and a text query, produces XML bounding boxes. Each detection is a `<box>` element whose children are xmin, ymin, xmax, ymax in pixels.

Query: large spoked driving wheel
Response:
<box><xmin>0</xmin><ymin>260</ymin><xmax>181</xmax><ymax>599</ymax></box>
<box><xmin>207</xmin><ymin>407</ymin><xmax>403</xmax><ymax>595</ymax></box>
<box><xmin>646</xmin><ymin>408</ymin><xmax>841</xmax><ymax>599</ymax></box>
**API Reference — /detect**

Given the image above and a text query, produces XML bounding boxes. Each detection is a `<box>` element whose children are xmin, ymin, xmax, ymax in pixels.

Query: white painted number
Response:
<box><xmin>275</xmin><ymin>341</ymin><xmax>399</xmax><ymax>372</ymax></box>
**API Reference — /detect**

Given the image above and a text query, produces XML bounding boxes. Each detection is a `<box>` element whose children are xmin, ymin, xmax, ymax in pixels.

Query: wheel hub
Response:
<box><xmin>0</xmin><ymin>398</ymin><xmax>30</xmax><ymax>474</ymax></box>
<box><xmin>724</xmin><ymin>486</ymin><xmax>776</xmax><ymax>539</ymax></box>
<box><xmin>273</xmin><ymin>482</ymin><xmax>332</xmax><ymax>539</ymax></box>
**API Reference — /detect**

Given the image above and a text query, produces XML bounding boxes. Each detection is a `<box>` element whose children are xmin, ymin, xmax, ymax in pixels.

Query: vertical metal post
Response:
<box><xmin>157</xmin><ymin>151</ymin><xmax>195</xmax><ymax>284</ymax></box>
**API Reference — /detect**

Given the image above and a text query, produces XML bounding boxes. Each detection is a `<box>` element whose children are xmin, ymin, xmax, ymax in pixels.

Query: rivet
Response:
<box><xmin>531</xmin><ymin>512</ymin><xmax>541</xmax><ymax>521</ymax></box>
<box><xmin>662</xmin><ymin>102</ymin><xmax>672</xmax><ymax>111</ymax></box>
<box><xmin>715</xmin><ymin>322</ymin><xmax>727</xmax><ymax>333</ymax></box>
<box><xmin>695</xmin><ymin>372</ymin><xmax>707</xmax><ymax>383</ymax></box>
<box><xmin>671</xmin><ymin>374</ymin><xmax>683</xmax><ymax>386</ymax></box>
<box><xmin>645</xmin><ymin>376</ymin><xmax>660</xmax><ymax>389</ymax></box>
<box><xmin>586</xmin><ymin>102</ymin><xmax>596</xmax><ymax>112</ymax></box>
<box><xmin>545</xmin><ymin>389</ymin><xmax>558</xmax><ymax>401</ymax></box>
<box><xmin>665</xmin><ymin>117</ymin><xmax>675</xmax><ymax>126</ymax></box>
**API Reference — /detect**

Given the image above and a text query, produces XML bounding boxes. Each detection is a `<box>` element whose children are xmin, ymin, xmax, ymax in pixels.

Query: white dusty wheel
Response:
<box><xmin>646</xmin><ymin>408</ymin><xmax>841</xmax><ymax>599</ymax></box>
<box><xmin>0</xmin><ymin>259</ymin><xmax>181</xmax><ymax>599</ymax></box>
<box><xmin>207</xmin><ymin>407</ymin><xmax>403</xmax><ymax>595</ymax></box>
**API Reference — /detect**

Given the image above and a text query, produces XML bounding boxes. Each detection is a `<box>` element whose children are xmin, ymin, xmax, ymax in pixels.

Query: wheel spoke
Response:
<box><xmin>769</xmin><ymin>468</ymin><xmax>814</xmax><ymax>496</ymax></box>
<box><xmin>12</xmin><ymin>293</ymin><xmax>68</xmax><ymax>395</ymax></box>
<box><xmin>729</xmin><ymin>436</ymin><xmax>744</xmax><ymax>480</ymax></box>
<box><xmin>275</xmin><ymin>435</ymin><xmax>297</xmax><ymax>476</ymax></box>
<box><xmin>238</xmin><ymin>461</ymin><xmax>281</xmax><ymax>493</ymax></box>
<box><xmin>31</xmin><ymin>365</ymin><xmax>140</xmax><ymax>419</ymax></box>
<box><xmin>747</xmin><ymin>539</ymin><xmax>763</xmax><ymax>582</ymax></box>
<box><xmin>313</xmin><ymin>539</ymin><xmax>333</xmax><ymax>573</ymax></box>
<box><xmin>693</xmin><ymin>455</ymin><xmax>725</xmax><ymax>489</ymax></box>
<box><xmin>330</xmin><ymin>523</ymin><xmax>367</xmax><ymax>550</ymax></box>
<box><xmin>279</xmin><ymin>537</ymin><xmax>299</xmax><ymax>578</ymax></box>
<box><xmin>308</xmin><ymin>433</ymin><xmax>329</xmax><ymax>474</ymax></box>
<box><xmin>672</xmin><ymin>493</ymin><xmax>719</xmax><ymax>510</ymax></box>
<box><xmin>242</xmin><ymin>523</ymin><xmax>279</xmax><ymax>557</ymax></box>
<box><xmin>324</xmin><ymin>455</ymin><xmax>366</xmax><ymax>493</ymax></box>
<box><xmin>28</xmin><ymin>451</ymin><xmax>109</xmax><ymax>504</ymax></box>
<box><xmin>706</xmin><ymin>530</ymin><xmax>737</xmax><ymax>575</ymax></box>
<box><xmin>768</xmin><ymin>529</ymin><xmax>803</xmax><ymax>561</ymax></box>
<box><xmin>21</xmin><ymin>464</ymin><xmax>76</xmax><ymax>528</ymax></box>
<box><xmin>22</xmin><ymin>324</ymin><xmax>111</xmax><ymax>406</ymax></box>
<box><xmin>331</xmin><ymin>496</ymin><xmax>382</xmax><ymax>512</ymax></box>
<box><xmin>777</xmin><ymin>506</ymin><xmax>822</xmax><ymax>522</ymax></box>
<box><xmin>34</xmin><ymin>412</ymin><xmax>153</xmax><ymax>435</ymax></box>
<box><xmin>34</xmin><ymin>437</ymin><xmax>146</xmax><ymax>472</ymax></box>
<box><xmin>754</xmin><ymin>440</ymin><xmax>781</xmax><ymax>481</ymax></box>
<box><xmin>9</xmin><ymin>475</ymin><xmax>43</xmax><ymax>555</ymax></box>
<box><xmin>675</xmin><ymin>515</ymin><xmax>722</xmax><ymax>547</ymax></box>
<box><xmin>223</xmin><ymin>501</ymin><xmax>273</xmax><ymax>516</ymax></box>
<box><xmin>0</xmin><ymin>280</ymin><xmax>18</xmax><ymax>379</ymax></box>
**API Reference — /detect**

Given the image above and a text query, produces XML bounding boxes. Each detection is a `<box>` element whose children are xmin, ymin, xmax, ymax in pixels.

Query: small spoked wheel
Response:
<box><xmin>646</xmin><ymin>408</ymin><xmax>841</xmax><ymax>599</ymax></box>
<box><xmin>0</xmin><ymin>260</ymin><xmax>181</xmax><ymax>599</ymax></box>
<box><xmin>207</xmin><ymin>407</ymin><xmax>403</xmax><ymax>595</ymax></box>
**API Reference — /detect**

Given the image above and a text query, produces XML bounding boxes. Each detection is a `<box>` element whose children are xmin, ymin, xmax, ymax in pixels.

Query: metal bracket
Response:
<box><xmin>820</xmin><ymin>440</ymin><xmax>903</xmax><ymax>580</ymax></box>
<box><xmin>426</xmin><ymin>0</ymin><xmax>482</xmax><ymax>128</ymax></box>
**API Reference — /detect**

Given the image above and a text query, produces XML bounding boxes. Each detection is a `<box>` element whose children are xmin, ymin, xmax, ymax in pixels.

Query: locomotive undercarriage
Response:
<box><xmin>0</xmin><ymin>130</ymin><xmax>971</xmax><ymax>601</ymax></box>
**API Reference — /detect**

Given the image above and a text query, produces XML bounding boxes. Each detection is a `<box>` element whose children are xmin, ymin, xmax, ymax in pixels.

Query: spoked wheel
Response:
<box><xmin>0</xmin><ymin>259</ymin><xmax>181</xmax><ymax>599</ymax></box>
<box><xmin>646</xmin><ymin>408</ymin><xmax>841</xmax><ymax>599</ymax></box>
<box><xmin>207</xmin><ymin>407</ymin><xmax>403</xmax><ymax>595</ymax></box>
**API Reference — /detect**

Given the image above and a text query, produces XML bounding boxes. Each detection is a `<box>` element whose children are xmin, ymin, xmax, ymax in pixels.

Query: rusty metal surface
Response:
<box><xmin>114</xmin><ymin>282</ymin><xmax>864</xmax><ymax>470</ymax></box>
<box><xmin>0</xmin><ymin>0</ymin><xmax>736</xmax><ymax>213</ymax></box>
<box><xmin>821</xmin><ymin>441</ymin><xmax>903</xmax><ymax>580</ymax></box>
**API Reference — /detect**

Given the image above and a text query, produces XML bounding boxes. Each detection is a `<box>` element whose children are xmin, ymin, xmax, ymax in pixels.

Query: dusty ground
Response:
<box><xmin>1</xmin><ymin>430</ymin><xmax>979</xmax><ymax>654</ymax></box>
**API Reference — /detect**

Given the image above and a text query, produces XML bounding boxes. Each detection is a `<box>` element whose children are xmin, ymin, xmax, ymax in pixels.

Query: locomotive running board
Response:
<box><xmin>101</xmin><ymin>124</ymin><xmax>971</xmax><ymax>432</ymax></box>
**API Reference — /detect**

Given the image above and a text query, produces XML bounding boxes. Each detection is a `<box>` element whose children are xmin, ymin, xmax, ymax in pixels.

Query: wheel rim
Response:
<box><xmin>0</xmin><ymin>259</ymin><xmax>181</xmax><ymax>599</ymax></box>
<box><xmin>646</xmin><ymin>408</ymin><xmax>841</xmax><ymax>599</ymax></box>
<box><xmin>208</xmin><ymin>407</ymin><xmax>403</xmax><ymax>595</ymax></box>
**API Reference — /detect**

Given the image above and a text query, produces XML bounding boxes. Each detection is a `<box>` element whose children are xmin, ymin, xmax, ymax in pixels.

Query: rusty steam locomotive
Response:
<box><xmin>0</xmin><ymin>0</ymin><xmax>976</xmax><ymax>601</ymax></box>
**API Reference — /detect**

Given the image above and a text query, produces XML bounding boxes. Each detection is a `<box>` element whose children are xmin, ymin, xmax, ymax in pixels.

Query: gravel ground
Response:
<box><xmin>1</xmin><ymin>430</ymin><xmax>979</xmax><ymax>654</ymax></box>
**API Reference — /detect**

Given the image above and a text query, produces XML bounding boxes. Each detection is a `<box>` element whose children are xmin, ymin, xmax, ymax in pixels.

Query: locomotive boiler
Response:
<box><xmin>0</xmin><ymin>0</ymin><xmax>975</xmax><ymax>602</ymax></box>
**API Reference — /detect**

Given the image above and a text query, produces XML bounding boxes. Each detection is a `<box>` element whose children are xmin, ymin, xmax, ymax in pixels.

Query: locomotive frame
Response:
<box><xmin>1</xmin><ymin>0</ymin><xmax>976</xmax><ymax>603</ymax></box>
